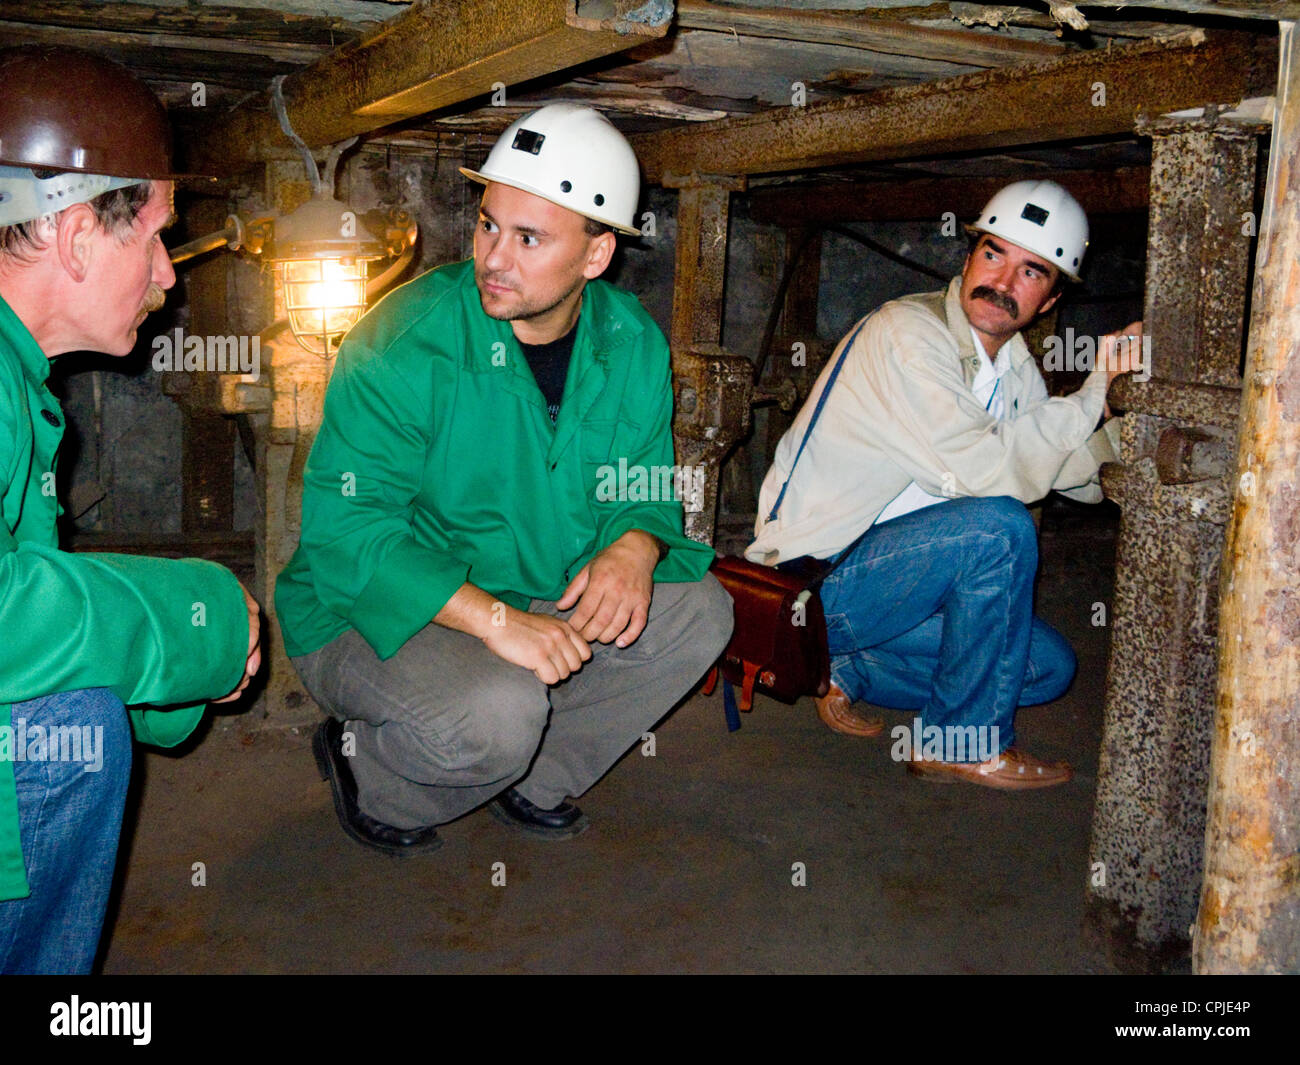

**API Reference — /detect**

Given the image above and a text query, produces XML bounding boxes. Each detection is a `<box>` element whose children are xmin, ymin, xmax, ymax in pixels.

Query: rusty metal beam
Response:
<box><xmin>675</xmin><ymin>0</ymin><xmax>1067</xmax><ymax>67</ymax></box>
<box><xmin>185</xmin><ymin>0</ymin><xmax>670</xmax><ymax>174</ymax></box>
<box><xmin>633</xmin><ymin>30</ymin><xmax>1273</xmax><ymax>183</ymax></box>
<box><xmin>1140</xmin><ymin>118</ymin><xmax>1260</xmax><ymax>387</ymax></box>
<box><xmin>749</xmin><ymin>167</ymin><xmax>1150</xmax><ymax>226</ymax></box>
<box><xmin>1110</xmin><ymin>377</ymin><xmax>1242</xmax><ymax>428</ymax></box>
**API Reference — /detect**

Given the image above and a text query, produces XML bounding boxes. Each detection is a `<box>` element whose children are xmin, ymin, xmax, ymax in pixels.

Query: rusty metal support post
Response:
<box><xmin>1084</xmin><ymin>117</ymin><xmax>1261</xmax><ymax>971</ymax></box>
<box><xmin>665</xmin><ymin>173</ymin><xmax>752</xmax><ymax>546</ymax></box>
<box><xmin>667</xmin><ymin>174</ymin><xmax>744</xmax><ymax>352</ymax></box>
<box><xmin>1195</xmin><ymin>24</ymin><xmax>1300</xmax><ymax>974</ymax></box>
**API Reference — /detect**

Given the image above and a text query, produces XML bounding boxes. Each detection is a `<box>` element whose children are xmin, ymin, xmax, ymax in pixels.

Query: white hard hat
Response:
<box><xmin>968</xmin><ymin>180</ymin><xmax>1089</xmax><ymax>281</ymax></box>
<box><xmin>460</xmin><ymin>104</ymin><xmax>641</xmax><ymax>235</ymax></box>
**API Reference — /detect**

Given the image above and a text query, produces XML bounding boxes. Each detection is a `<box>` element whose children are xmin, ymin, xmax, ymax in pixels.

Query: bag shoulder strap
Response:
<box><xmin>766</xmin><ymin>316</ymin><xmax>870</xmax><ymax>523</ymax></box>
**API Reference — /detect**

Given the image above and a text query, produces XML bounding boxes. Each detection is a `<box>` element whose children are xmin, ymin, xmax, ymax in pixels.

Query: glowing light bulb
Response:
<box><xmin>278</xmin><ymin>258</ymin><xmax>369</xmax><ymax>355</ymax></box>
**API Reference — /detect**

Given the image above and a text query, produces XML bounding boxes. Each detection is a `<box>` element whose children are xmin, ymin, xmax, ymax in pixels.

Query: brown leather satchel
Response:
<box><xmin>703</xmin><ymin>555</ymin><xmax>831</xmax><ymax>713</ymax></box>
<box><xmin>704</xmin><ymin>317</ymin><xmax>872</xmax><ymax>720</ymax></box>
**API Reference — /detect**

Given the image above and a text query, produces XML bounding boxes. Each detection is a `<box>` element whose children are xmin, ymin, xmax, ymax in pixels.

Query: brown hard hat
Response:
<box><xmin>0</xmin><ymin>44</ymin><xmax>185</xmax><ymax>179</ymax></box>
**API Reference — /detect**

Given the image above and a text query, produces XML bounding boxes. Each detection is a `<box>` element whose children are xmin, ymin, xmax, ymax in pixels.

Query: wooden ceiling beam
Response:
<box><xmin>184</xmin><ymin>0</ymin><xmax>670</xmax><ymax>175</ymax></box>
<box><xmin>0</xmin><ymin>1</ymin><xmax>376</xmax><ymax>46</ymax></box>
<box><xmin>0</xmin><ymin>20</ymin><xmax>329</xmax><ymax>65</ymax></box>
<box><xmin>675</xmin><ymin>0</ymin><xmax>1068</xmax><ymax>68</ymax></box>
<box><xmin>1060</xmin><ymin>1</ymin><xmax>1300</xmax><ymax>20</ymax></box>
<box><xmin>633</xmin><ymin>30</ymin><xmax>1275</xmax><ymax>182</ymax></box>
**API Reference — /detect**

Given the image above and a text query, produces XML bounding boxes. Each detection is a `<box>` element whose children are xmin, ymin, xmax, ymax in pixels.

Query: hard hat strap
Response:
<box><xmin>0</xmin><ymin>165</ymin><xmax>146</xmax><ymax>227</ymax></box>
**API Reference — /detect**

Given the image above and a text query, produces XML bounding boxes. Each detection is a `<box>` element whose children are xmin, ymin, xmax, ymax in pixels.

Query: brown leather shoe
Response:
<box><xmin>906</xmin><ymin>745</ymin><xmax>1072</xmax><ymax>790</ymax></box>
<box><xmin>815</xmin><ymin>684</ymin><xmax>884</xmax><ymax>737</ymax></box>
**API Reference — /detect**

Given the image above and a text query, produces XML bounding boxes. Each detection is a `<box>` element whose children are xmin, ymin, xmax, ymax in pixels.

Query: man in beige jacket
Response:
<box><xmin>748</xmin><ymin>180</ymin><xmax>1141</xmax><ymax>789</ymax></box>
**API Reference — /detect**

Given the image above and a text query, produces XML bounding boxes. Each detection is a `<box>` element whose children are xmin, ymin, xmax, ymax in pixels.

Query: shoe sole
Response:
<box><xmin>906</xmin><ymin>760</ymin><xmax>1072</xmax><ymax>790</ymax></box>
<box><xmin>312</xmin><ymin>723</ymin><xmax>443</xmax><ymax>856</ymax></box>
<box><xmin>487</xmin><ymin>800</ymin><xmax>591</xmax><ymax>840</ymax></box>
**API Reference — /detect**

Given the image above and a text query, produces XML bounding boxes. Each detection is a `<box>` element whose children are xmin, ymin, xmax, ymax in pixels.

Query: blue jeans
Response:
<box><xmin>0</xmin><ymin>688</ymin><xmax>132</xmax><ymax>974</ymax></box>
<box><xmin>818</xmin><ymin>497</ymin><xmax>1076</xmax><ymax>754</ymax></box>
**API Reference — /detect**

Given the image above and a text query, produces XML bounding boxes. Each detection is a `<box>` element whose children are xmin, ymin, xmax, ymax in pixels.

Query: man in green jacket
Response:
<box><xmin>0</xmin><ymin>46</ymin><xmax>260</xmax><ymax>973</ymax></box>
<box><xmin>277</xmin><ymin>104</ymin><xmax>732</xmax><ymax>852</ymax></box>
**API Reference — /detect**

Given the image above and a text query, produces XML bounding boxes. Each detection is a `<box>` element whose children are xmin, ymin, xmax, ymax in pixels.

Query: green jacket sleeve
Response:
<box><xmin>294</xmin><ymin>345</ymin><xmax>471</xmax><ymax>660</ymax></box>
<box><xmin>0</xmin><ymin>533</ymin><xmax>246</xmax><ymax>901</ymax></box>
<box><xmin>591</xmin><ymin>334</ymin><xmax>714</xmax><ymax>583</ymax></box>
<box><xmin>0</xmin><ymin>532</ymin><xmax>248</xmax><ymax>711</ymax></box>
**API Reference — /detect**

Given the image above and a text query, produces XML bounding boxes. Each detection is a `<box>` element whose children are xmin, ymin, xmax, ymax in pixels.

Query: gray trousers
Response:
<box><xmin>291</xmin><ymin>575</ymin><xmax>733</xmax><ymax>828</ymax></box>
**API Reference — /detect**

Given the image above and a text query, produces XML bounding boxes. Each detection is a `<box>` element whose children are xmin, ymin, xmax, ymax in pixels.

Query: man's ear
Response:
<box><xmin>960</xmin><ymin>245</ymin><xmax>979</xmax><ymax>281</ymax></box>
<box><xmin>582</xmin><ymin>231</ymin><xmax>616</xmax><ymax>280</ymax></box>
<box><xmin>1038</xmin><ymin>287</ymin><xmax>1063</xmax><ymax>318</ymax></box>
<box><xmin>54</xmin><ymin>204</ymin><xmax>99</xmax><ymax>283</ymax></box>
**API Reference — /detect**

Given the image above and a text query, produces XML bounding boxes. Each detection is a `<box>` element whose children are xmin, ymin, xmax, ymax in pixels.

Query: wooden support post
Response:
<box><xmin>1195</xmin><ymin>23</ymin><xmax>1300</xmax><ymax>974</ymax></box>
<box><xmin>181</xmin><ymin>408</ymin><xmax>235</xmax><ymax>535</ymax></box>
<box><xmin>178</xmin><ymin>198</ymin><xmax>235</xmax><ymax>537</ymax></box>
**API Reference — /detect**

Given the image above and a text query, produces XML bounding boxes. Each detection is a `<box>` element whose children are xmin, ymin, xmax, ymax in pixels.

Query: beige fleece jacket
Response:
<box><xmin>747</xmin><ymin>277</ymin><xmax>1119</xmax><ymax>565</ymax></box>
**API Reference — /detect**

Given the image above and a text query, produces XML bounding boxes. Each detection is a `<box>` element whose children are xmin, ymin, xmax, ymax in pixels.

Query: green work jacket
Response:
<box><xmin>276</xmin><ymin>259</ymin><xmax>714</xmax><ymax>661</ymax></box>
<box><xmin>0</xmin><ymin>294</ymin><xmax>247</xmax><ymax>902</ymax></box>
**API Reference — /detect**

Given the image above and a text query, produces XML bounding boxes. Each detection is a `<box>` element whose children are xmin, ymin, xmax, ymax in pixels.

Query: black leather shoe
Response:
<box><xmin>489</xmin><ymin>787</ymin><xmax>590</xmax><ymax>839</ymax></box>
<box><xmin>312</xmin><ymin>719</ymin><xmax>442</xmax><ymax>856</ymax></box>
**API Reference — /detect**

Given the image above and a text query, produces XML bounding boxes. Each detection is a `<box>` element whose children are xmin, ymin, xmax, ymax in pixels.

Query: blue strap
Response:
<box><xmin>722</xmin><ymin>678</ymin><xmax>742</xmax><ymax>732</ymax></box>
<box><xmin>766</xmin><ymin>317</ymin><xmax>870</xmax><ymax>523</ymax></box>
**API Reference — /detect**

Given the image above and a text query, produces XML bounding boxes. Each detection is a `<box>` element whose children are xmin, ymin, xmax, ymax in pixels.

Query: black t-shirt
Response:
<box><xmin>518</xmin><ymin>327</ymin><xmax>576</xmax><ymax>425</ymax></box>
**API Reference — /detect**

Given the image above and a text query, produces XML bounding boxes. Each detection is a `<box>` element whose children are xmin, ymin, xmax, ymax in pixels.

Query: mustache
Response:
<box><xmin>475</xmin><ymin>267</ymin><xmax>512</xmax><ymax>289</ymax></box>
<box><xmin>141</xmin><ymin>283</ymin><xmax>167</xmax><ymax>313</ymax></box>
<box><xmin>970</xmin><ymin>286</ymin><xmax>1018</xmax><ymax>318</ymax></box>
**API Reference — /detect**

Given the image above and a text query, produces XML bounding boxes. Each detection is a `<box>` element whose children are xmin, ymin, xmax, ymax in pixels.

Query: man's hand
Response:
<box><xmin>213</xmin><ymin>583</ymin><xmax>261</xmax><ymax>704</ymax></box>
<box><xmin>557</xmin><ymin>530</ymin><xmax>659</xmax><ymax>648</ymax></box>
<box><xmin>436</xmin><ymin>582</ymin><xmax>590</xmax><ymax>684</ymax></box>
<box><xmin>1098</xmin><ymin>321</ymin><xmax>1145</xmax><ymax>386</ymax></box>
<box><xmin>1098</xmin><ymin>321</ymin><xmax>1143</xmax><ymax>419</ymax></box>
<box><xmin>481</xmin><ymin>607</ymin><xmax>592</xmax><ymax>685</ymax></box>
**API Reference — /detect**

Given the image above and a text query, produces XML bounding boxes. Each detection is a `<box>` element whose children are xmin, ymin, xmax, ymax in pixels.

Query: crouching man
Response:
<box><xmin>748</xmin><ymin>180</ymin><xmax>1141</xmax><ymax>789</ymax></box>
<box><xmin>276</xmin><ymin>104</ymin><xmax>732</xmax><ymax>851</ymax></box>
<box><xmin>0</xmin><ymin>46</ymin><xmax>260</xmax><ymax>973</ymax></box>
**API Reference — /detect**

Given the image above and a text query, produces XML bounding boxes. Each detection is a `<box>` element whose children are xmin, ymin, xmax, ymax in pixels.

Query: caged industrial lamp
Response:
<box><xmin>267</xmin><ymin>184</ymin><xmax>388</xmax><ymax>356</ymax></box>
<box><xmin>169</xmin><ymin>75</ymin><xmax>416</xmax><ymax>357</ymax></box>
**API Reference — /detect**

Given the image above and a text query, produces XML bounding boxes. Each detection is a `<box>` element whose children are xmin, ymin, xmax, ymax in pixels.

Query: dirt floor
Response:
<box><xmin>100</xmin><ymin>501</ymin><xmax>1128</xmax><ymax>974</ymax></box>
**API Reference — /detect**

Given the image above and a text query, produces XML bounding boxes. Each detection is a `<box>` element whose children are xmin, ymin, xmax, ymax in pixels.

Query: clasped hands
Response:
<box><xmin>480</xmin><ymin>529</ymin><xmax>660</xmax><ymax>684</ymax></box>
